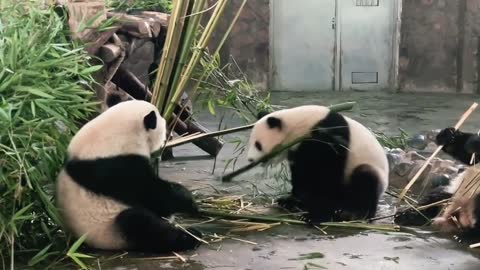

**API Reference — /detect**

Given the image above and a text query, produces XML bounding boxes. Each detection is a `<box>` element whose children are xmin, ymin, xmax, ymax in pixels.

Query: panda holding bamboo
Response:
<box><xmin>56</xmin><ymin>99</ymin><xmax>202</xmax><ymax>253</ymax></box>
<box><xmin>246</xmin><ymin>105</ymin><xmax>389</xmax><ymax>223</ymax></box>
<box><xmin>395</xmin><ymin>127</ymin><xmax>480</xmax><ymax>241</ymax></box>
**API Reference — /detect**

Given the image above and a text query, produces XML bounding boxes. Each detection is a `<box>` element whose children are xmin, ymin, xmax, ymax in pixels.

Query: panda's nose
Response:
<box><xmin>248</xmin><ymin>158</ymin><xmax>254</xmax><ymax>163</ymax></box>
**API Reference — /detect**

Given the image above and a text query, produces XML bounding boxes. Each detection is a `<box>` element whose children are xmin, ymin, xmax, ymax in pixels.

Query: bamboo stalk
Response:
<box><xmin>397</xmin><ymin>102</ymin><xmax>478</xmax><ymax>205</ymax></box>
<box><xmin>165</xmin><ymin>124</ymin><xmax>254</xmax><ymax>148</ymax></box>
<box><xmin>199</xmin><ymin>209</ymin><xmax>400</xmax><ymax>232</ymax></box>
<box><xmin>151</xmin><ymin>0</ymin><xmax>190</xmax><ymax>110</ymax></box>
<box><xmin>168</xmin><ymin>0</ymin><xmax>248</xmax><ymax>129</ymax></box>
<box><xmin>163</xmin><ymin>0</ymin><xmax>228</xmax><ymax>122</ymax></box>
<box><xmin>152</xmin><ymin>102</ymin><xmax>355</xmax><ymax>159</ymax></box>
<box><xmin>220</xmin><ymin>102</ymin><xmax>356</xmax><ymax>182</ymax></box>
<box><xmin>190</xmin><ymin>0</ymin><xmax>248</xmax><ymax>96</ymax></box>
<box><xmin>168</xmin><ymin>0</ymin><xmax>207</xmax><ymax>107</ymax></box>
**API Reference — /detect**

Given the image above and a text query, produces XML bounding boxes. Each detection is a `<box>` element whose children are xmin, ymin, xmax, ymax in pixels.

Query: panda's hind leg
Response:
<box><xmin>339</xmin><ymin>164</ymin><xmax>383</xmax><ymax>221</ymax></box>
<box><xmin>115</xmin><ymin>208</ymin><xmax>202</xmax><ymax>253</ymax></box>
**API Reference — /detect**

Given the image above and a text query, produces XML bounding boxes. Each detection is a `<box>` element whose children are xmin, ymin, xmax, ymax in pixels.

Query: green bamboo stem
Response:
<box><xmin>163</xmin><ymin>0</ymin><xmax>228</xmax><ymax>122</ymax></box>
<box><xmin>199</xmin><ymin>209</ymin><xmax>400</xmax><ymax>232</ymax></box>
<box><xmin>190</xmin><ymin>0</ymin><xmax>248</xmax><ymax>95</ymax></box>
<box><xmin>168</xmin><ymin>0</ymin><xmax>207</xmax><ymax>110</ymax></box>
<box><xmin>220</xmin><ymin>102</ymin><xmax>356</xmax><ymax>182</ymax></box>
<box><xmin>152</xmin><ymin>101</ymin><xmax>355</xmax><ymax>159</ymax></box>
<box><xmin>151</xmin><ymin>0</ymin><xmax>190</xmax><ymax>110</ymax></box>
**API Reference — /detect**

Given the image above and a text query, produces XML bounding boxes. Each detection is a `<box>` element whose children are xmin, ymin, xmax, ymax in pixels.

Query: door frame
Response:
<box><xmin>268</xmin><ymin>0</ymin><xmax>402</xmax><ymax>92</ymax></box>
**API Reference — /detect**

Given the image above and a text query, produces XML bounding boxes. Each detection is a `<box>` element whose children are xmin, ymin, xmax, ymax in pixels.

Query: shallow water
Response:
<box><xmin>104</xmin><ymin>91</ymin><xmax>480</xmax><ymax>270</ymax></box>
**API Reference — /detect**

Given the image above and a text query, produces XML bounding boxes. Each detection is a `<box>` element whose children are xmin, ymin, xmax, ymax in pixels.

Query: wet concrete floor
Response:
<box><xmin>104</xmin><ymin>91</ymin><xmax>480</xmax><ymax>270</ymax></box>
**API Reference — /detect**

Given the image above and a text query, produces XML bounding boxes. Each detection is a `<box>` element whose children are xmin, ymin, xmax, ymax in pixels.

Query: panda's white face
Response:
<box><xmin>68</xmin><ymin>100</ymin><xmax>167</xmax><ymax>159</ymax></box>
<box><xmin>246</xmin><ymin>106</ymin><xmax>331</xmax><ymax>164</ymax></box>
<box><xmin>146</xmin><ymin>110</ymin><xmax>167</xmax><ymax>153</ymax></box>
<box><xmin>247</xmin><ymin>115</ymin><xmax>287</xmax><ymax>163</ymax></box>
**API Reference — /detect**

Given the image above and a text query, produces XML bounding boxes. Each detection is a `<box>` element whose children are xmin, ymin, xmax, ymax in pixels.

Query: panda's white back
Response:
<box><xmin>57</xmin><ymin>169</ymin><xmax>128</xmax><ymax>249</ymax></box>
<box><xmin>343</xmin><ymin>116</ymin><xmax>389</xmax><ymax>192</ymax></box>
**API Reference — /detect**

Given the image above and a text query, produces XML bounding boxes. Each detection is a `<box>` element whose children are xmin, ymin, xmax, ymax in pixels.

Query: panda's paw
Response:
<box><xmin>277</xmin><ymin>196</ymin><xmax>301</xmax><ymax>211</ymax></box>
<box><xmin>299</xmin><ymin>213</ymin><xmax>314</xmax><ymax>225</ymax></box>
<box><xmin>176</xmin><ymin>227</ymin><xmax>204</xmax><ymax>250</ymax></box>
<box><xmin>436</xmin><ymin>127</ymin><xmax>456</xmax><ymax>146</ymax></box>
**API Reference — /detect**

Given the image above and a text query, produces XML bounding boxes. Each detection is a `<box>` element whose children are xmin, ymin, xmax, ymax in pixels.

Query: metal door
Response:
<box><xmin>270</xmin><ymin>0</ymin><xmax>337</xmax><ymax>91</ymax></box>
<box><xmin>337</xmin><ymin>0</ymin><xmax>398</xmax><ymax>91</ymax></box>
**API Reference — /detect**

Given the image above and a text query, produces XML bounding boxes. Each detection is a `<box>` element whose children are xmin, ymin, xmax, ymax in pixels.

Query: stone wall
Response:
<box><xmin>399</xmin><ymin>0</ymin><xmax>480</xmax><ymax>94</ymax></box>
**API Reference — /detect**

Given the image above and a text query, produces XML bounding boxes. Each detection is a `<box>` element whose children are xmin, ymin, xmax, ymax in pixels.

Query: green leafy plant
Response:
<box><xmin>0</xmin><ymin>1</ymin><xmax>98</xmax><ymax>268</ymax></box>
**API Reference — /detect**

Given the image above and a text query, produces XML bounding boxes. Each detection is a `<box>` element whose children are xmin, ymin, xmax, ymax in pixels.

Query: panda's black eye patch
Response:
<box><xmin>255</xmin><ymin>141</ymin><xmax>262</xmax><ymax>151</ymax></box>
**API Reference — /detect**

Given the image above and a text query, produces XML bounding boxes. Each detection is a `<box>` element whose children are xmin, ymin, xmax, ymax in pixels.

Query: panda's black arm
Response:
<box><xmin>436</xmin><ymin>128</ymin><xmax>480</xmax><ymax>165</ymax></box>
<box><xmin>65</xmin><ymin>155</ymin><xmax>199</xmax><ymax>217</ymax></box>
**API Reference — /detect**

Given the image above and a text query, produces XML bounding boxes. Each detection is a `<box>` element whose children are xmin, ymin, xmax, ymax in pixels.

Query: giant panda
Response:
<box><xmin>246</xmin><ymin>105</ymin><xmax>389</xmax><ymax>223</ymax></box>
<box><xmin>395</xmin><ymin>127</ymin><xmax>480</xmax><ymax>241</ymax></box>
<box><xmin>56</xmin><ymin>100</ymin><xmax>202</xmax><ymax>253</ymax></box>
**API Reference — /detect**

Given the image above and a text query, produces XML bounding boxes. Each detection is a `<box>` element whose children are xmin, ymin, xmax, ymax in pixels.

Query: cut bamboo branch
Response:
<box><xmin>199</xmin><ymin>209</ymin><xmax>400</xmax><ymax>232</ymax></box>
<box><xmin>396</xmin><ymin>102</ymin><xmax>478</xmax><ymax>205</ymax></box>
<box><xmin>165</xmin><ymin>124</ymin><xmax>254</xmax><ymax>148</ymax></box>
<box><xmin>156</xmin><ymin>102</ymin><xmax>355</xmax><ymax>156</ymax></box>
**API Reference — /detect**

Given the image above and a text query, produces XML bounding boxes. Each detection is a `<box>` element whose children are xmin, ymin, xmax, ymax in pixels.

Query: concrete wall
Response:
<box><xmin>399</xmin><ymin>0</ymin><xmax>480</xmax><ymax>94</ymax></box>
<box><xmin>216</xmin><ymin>0</ymin><xmax>480</xmax><ymax>93</ymax></box>
<box><xmin>209</xmin><ymin>0</ymin><xmax>270</xmax><ymax>90</ymax></box>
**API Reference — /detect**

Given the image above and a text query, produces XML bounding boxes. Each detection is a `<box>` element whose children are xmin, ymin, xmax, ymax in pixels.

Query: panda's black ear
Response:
<box><xmin>257</xmin><ymin>110</ymin><xmax>270</xmax><ymax>120</ymax></box>
<box><xmin>144</xmin><ymin>111</ymin><xmax>157</xmax><ymax>130</ymax></box>
<box><xmin>106</xmin><ymin>92</ymin><xmax>122</xmax><ymax>108</ymax></box>
<box><xmin>266</xmin><ymin>116</ymin><xmax>282</xmax><ymax>130</ymax></box>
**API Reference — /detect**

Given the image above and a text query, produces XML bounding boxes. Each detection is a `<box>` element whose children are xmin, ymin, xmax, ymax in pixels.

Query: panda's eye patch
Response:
<box><xmin>255</xmin><ymin>141</ymin><xmax>262</xmax><ymax>151</ymax></box>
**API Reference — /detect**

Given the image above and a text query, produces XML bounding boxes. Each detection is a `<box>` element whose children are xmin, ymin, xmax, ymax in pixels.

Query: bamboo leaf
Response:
<box><xmin>67</xmin><ymin>234</ymin><xmax>88</xmax><ymax>255</ymax></box>
<box><xmin>15</xmin><ymin>86</ymin><xmax>54</xmax><ymax>99</ymax></box>
<box><xmin>207</xmin><ymin>99</ymin><xmax>216</xmax><ymax>115</ymax></box>
<box><xmin>79</xmin><ymin>65</ymin><xmax>103</xmax><ymax>75</ymax></box>
<box><xmin>28</xmin><ymin>244</ymin><xmax>53</xmax><ymax>266</ymax></box>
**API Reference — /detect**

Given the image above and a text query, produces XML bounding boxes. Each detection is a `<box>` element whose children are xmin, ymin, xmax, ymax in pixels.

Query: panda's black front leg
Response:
<box><xmin>299</xmin><ymin>204</ymin><xmax>336</xmax><ymax>224</ymax></box>
<box><xmin>436</xmin><ymin>127</ymin><xmax>480</xmax><ymax>165</ymax></box>
<box><xmin>277</xmin><ymin>195</ymin><xmax>303</xmax><ymax>211</ymax></box>
<box><xmin>151</xmin><ymin>177</ymin><xmax>200</xmax><ymax>217</ymax></box>
<box><xmin>115</xmin><ymin>207</ymin><xmax>203</xmax><ymax>253</ymax></box>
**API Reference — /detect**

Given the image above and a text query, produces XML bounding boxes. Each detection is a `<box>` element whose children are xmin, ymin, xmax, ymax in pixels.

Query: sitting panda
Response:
<box><xmin>395</xmin><ymin>127</ymin><xmax>480</xmax><ymax>241</ymax></box>
<box><xmin>56</xmin><ymin>99</ymin><xmax>202</xmax><ymax>253</ymax></box>
<box><xmin>246</xmin><ymin>105</ymin><xmax>389</xmax><ymax>223</ymax></box>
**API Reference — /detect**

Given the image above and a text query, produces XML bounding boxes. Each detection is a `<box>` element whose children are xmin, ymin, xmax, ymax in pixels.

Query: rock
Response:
<box><xmin>407</xmin><ymin>134</ymin><xmax>427</xmax><ymax>150</ymax></box>
<box><xmin>426</xmin><ymin>129</ymin><xmax>441</xmax><ymax>142</ymax></box>
<box><xmin>431</xmin><ymin>174</ymin><xmax>450</xmax><ymax>187</ymax></box>
<box><xmin>405</xmin><ymin>151</ymin><xmax>426</xmax><ymax>161</ymax></box>
<box><xmin>387</xmin><ymin>152</ymin><xmax>403</xmax><ymax>169</ymax></box>
<box><xmin>390</xmin><ymin>148</ymin><xmax>406</xmax><ymax>156</ymax></box>
<box><xmin>394</xmin><ymin>162</ymin><xmax>414</xmax><ymax>177</ymax></box>
<box><xmin>424</xmin><ymin>142</ymin><xmax>439</xmax><ymax>153</ymax></box>
<box><xmin>407</xmin><ymin>160</ymin><xmax>432</xmax><ymax>181</ymax></box>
